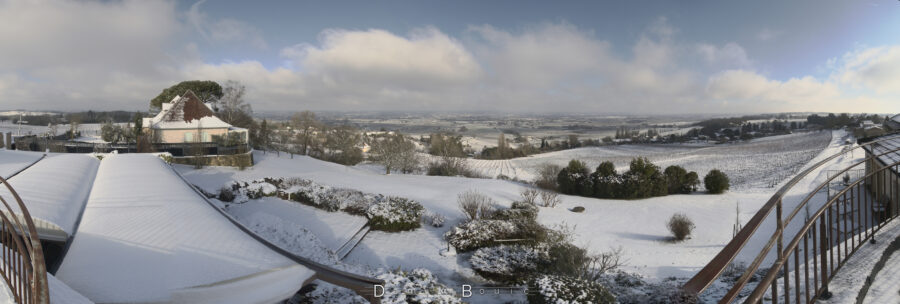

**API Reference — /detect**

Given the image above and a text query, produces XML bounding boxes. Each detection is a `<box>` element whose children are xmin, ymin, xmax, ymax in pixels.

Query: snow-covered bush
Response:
<box><xmin>445</xmin><ymin>218</ymin><xmax>548</xmax><ymax>252</ymax></box>
<box><xmin>526</xmin><ymin>274</ymin><xmax>615</xmax><ymax>304</ymax></box>
<box><xmin>491</xmin><ymin>201</ymin><xmax>538</xmax><ymax>221</ymax></box>
<box><xmin>470</xmin><ymin>245</ymin><xmax>542</xmax><ymax>282</ymax></box>
<box><xmin>367</xmin><ymin>197</ymin><xmax>424</xmax><ymax>232</ymax></box>
<box><xmin>218</xmin><ymin>186</ymin><xmax>235</xmax><ymax>202</ymax></box>
<box><xmin>422</xmin><ymin>211</ymin><xmax>445</xmax><ymax>227</ymax></box>
<box><xmin>376</xmin><ymin>268</ymin><xmax>461</xmax><ymax>304</ymax></box>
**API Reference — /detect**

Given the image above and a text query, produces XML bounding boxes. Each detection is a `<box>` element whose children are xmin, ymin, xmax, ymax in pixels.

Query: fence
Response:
<box><xmin>0</xmin><ymin>176</ymin><xmax>49</xmax><ymax>304</ymax></box>
<box><xmin>683</xmin><ymin>134</ymin><xmax>900</xmax><ymax>303</ymax></box>
<box><xmin>13</xmin><ymin>136</ymin><xmax>250</xmax><ymax>157</ymax></box>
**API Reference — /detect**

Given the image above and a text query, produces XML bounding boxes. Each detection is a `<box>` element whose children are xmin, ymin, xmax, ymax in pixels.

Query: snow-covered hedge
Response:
<box><xmin>526</xmin><ymin>274</ymin><xmax>616</xmax><ymax>304</ymax></box>
<box><xmin>217</xmin><ymin>177</ymin><xmax>428</xmax><ymax>232</ymax></box>
<box><xmin>470</xmin><ymin>244</ymin><xmax>543</xmax><ymax>282</ymax></box>
<box><xmin>445</xmin><ymin>200</ymin><xmax>546</xmax><ymax>252</ymax></box>
<box><xmin>490</xmin><ymin>201</ymin><xmax>538</xmax><ymax>221</ymax></box>
<box><xmin>366</xmin><ymin>197</ymin><xmax>424</xmax><ymax>232</ymax></box>
<box><xmin>376</xmin><ymin>268</ymin><xmax>461</xmax><ymax>304</ymax></box>
<box><xmin>444</xmin><ymin>219</ymin><xmax>522</xmax><ymax>252</ymax></box>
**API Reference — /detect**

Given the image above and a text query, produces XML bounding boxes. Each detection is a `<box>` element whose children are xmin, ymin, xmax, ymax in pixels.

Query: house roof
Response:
<box><xmin>144</xmin><ymin>90</ymin><xmax>232</xmax><ymax>129</ymax></box>
<box><xmin>863</xmin><ymin>133</ymin><xmax>900</xmax><ymax>175</ymax></box>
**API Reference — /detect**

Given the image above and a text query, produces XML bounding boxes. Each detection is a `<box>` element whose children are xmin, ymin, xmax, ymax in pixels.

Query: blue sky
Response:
<box><xmin>0</xmin><ymin>0</ymin><xmax>898</xmax><ymax>113</ymax></box>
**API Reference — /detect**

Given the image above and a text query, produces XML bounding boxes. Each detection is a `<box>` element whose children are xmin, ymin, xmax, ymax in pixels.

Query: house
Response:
<box><xmin>142</xmin><ymin>90</ymin><xmax>248</xmax><ymax>144</ymax></box>
<box><xmin>886</xmin><ymin>114</ymin><xmax>900</xmax><ymax>131</ymax></box>
<box><xmin>862</xmin><ymin>133</ymin><xmax>900</xmax><ymax>219</ymax></box>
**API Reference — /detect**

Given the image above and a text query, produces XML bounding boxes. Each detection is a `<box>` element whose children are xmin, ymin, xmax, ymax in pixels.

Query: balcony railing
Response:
<box><xmin>0</xmin><ymin>176</ymin><xmax>48</xmax><ymax>304</ymax></box>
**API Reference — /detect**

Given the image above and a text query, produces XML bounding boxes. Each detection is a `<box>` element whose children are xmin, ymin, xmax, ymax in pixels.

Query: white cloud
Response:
<box><xmin>0</xmin><ymin>2</ymin><xmax>895</xmax><ymax>114</ymax></box>
<box><xmin>837</xmin><ymin>46</ymin><xmax>900</xmax><ymax>94</ymax></box>
<box><xmin>187</xmin><ymin>0</ymin><xmax>267</xmax><ymax>49</ymax></box>
<box><xmin>697</xmin><ymin>42</ymin><xmax>752</xmax><ymax>68</ymax></box>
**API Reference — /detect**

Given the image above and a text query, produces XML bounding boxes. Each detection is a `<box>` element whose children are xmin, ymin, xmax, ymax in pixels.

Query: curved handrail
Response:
<box><xmin>0</xmin><ymin>176</ymin><xmax>48</xmax><ymax>304</ymax></box>
<box><xmin>745</xmin><ymin>157</ymin><xmax>900</xmax><ymax>303</ymax></box>
<box><xmin>718</xmin><ymin>144</ymin><xmax>900</xmax><ymax>302</ymax></box>
<box><xmin>683</xmin><ymin>132</ymin><xmax>897</xmax><ymax>297</ymax></box>
<box><xmin>167</xmin><ymin>165</ymin><xmax>384</xmax><ymax>303</ymax></box>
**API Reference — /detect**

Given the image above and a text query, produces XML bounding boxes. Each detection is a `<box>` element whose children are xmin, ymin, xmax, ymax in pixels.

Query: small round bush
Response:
<box><xmin>366</xmin><ymin>197</ymin><xmax>424</xmax><ymax>232</ymax></box>
<box><xmin>527</xmin><ymin>275</ymin><xmax>616</xmax><ymax>304</ymax></box>
<box><xmin>667</xmin><ymin>213</ymin><xmax>695</xmax><ymax>241</ymax></box>
<box><xmin>570</xmin><ymin>206</ymin><xmax>585</xmax><ymax>213</ymax></box>
<box><xmin>704</xmin><ymin>169</ymin><xmax>730</xmax><ymax>194</ymax></box>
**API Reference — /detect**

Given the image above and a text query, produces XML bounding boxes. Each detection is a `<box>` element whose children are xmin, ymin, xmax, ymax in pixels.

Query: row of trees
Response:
<box><xmin>556</xmin><ymin>158</ymin><xmax>729</xmax><ymax>199</ymax></box>
<box><xmin>257</xmin><ymin>111</ymin><xmax>365</xmax><ymax>166</ymax></box>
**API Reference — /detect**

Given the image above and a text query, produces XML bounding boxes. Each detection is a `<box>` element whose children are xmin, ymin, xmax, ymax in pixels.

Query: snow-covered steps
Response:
<box><xmin>336</xmin><ymin>225</ymin><xmax>371</xmax><ymax>260</ymax></box>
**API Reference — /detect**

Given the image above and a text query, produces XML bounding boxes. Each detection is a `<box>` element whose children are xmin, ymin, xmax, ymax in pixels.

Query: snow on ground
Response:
<box><xmin>0</xmin><ymin>154</ymin><xmax>98</xmax><ymax>240</ymax></box>
<box><xmin>177</xmin><ymin>131</ymin><xmax>836</xmax><ymax>284</ymax></box>
<box><xmin>0</xmin><ymin>149</ymin><xmax>43</xmax><ymax>178</ymax></box>
<box><xmin>172</xmin><ymin>130</ymin><xmax>859</xmax><ymax>304</ymax></box>
<box><xmin>224</xmin><ymin>196</ymin><xmax>368</xmax><ymax>251</ymax></box>
<box><xmin>817</xmin><ymin>219</ymin><xmax>900</xmax><ymax>304</ymax></box>
<box><xmin>460</xmin><ymin>131</ymin><xmax>832</xmax><ymax>190</ymax></box>
<box><xmin>56</xmin><ymin>154</ymin><xmax>313</xmax><ymax>304</ymax></box>
<box><xmin>0</xmin><ymin>272</ymin><xmax>94</xmax><ymax>304</ymax></box>
<box><xmin>863</xmin><ymin>243</ymin><xmax>900</xmax><ymax>304</ymax></box>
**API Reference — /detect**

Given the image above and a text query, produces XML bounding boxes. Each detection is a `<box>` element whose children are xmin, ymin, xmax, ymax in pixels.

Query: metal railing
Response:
<box><xmin>744</xmin><ymin>157</ymin><xmax>899</xmax><ymax>303</ymax></box>
<box><xmin>683</xmin><ymin>133</ymin><xmax>900</xmax><ymax>303</ymax></box>
<box><xmin>13</xmin><ymin>136</ymin><xmax>250</xmax><ymax>156</ymax></box>
<box><xmin>0</xmin><ymin>176</ymin><xmax>48</xmax><ymax>304</ymax></box>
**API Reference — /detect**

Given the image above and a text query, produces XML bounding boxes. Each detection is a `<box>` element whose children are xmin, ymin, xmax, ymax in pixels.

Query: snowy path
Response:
<box><xmin>56</xmin><ymin>154</ymin><xmax>313</xmax><ymax>304</ymax></box>
<box><xmin>863</xmin><ymin>241</ymin><xmax>900</xmax><ymax>304</ymax></box>
<box><xmin>0</xmin><ymin>150</ymin><xmax>44</xmax><ymax>179</ymax></box>
<box><xmin>815</xmin><ymin>219</ymin><xmax>900</xmax><ymax>304</ymax></box>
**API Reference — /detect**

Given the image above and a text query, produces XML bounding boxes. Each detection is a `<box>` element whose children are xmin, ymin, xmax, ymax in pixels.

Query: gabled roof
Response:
<box><xmin>144</xmin><ymin>90</ymin><xmax>232</xmax><ymax>129</ymax></box>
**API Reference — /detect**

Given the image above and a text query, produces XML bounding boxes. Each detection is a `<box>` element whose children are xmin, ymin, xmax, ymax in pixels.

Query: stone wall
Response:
<box><xmin>172</xmin><ymin>151</ymin><xmax>254</xmax><ymax>168</ymax></box>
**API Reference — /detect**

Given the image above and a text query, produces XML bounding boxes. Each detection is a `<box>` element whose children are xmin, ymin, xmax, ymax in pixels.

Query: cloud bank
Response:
<box><xmin>0</xmin><ymin>0</ymin><xmax>896</xmax><ymax>114</ymax></box>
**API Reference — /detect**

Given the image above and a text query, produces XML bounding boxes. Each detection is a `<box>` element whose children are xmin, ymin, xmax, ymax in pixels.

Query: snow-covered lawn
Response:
<box><xmin>224</xmin><ymin>196</ymin><xmax>368</xmax><ymax>251</ymax></box>
<box><xmin>0</xmin><ymin>149</ymin><xmax>43</xmax><ymax>178</ymax></box>
<box><xmin>174</xmin><ymin>130</ymin><xmax>848</xmax><ymax>303</ymax></box>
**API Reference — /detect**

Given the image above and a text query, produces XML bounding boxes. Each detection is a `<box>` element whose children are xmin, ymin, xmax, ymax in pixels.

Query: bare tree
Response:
<box><xmin>219</xmin><ymin>80</ymin><xmax>253</xmax><ymax>128</ymax></box>
<box><xmin>539</xmin><ymin>190</ymin><xmax>561</xmax><ymax>207</ymax></box>
<box><xmin>457</xmin><ymin>190</ymin><xmax>497</xmax><ymax>221</ymax></box>
<box><xmin>291</xmin><ymin>111</ymin><xmax>320</xmax><ymax>155</ymax></box>
<box><xmin>370</xmin><ymin>132</ymin><xmax>418</xmax><ymax>174</ymax></box>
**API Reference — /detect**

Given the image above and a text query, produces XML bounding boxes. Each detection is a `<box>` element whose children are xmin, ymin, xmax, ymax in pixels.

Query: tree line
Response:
<box><xmin>555</xmin><ymin>158</ymin><xmax>729</xmax><ymax>199</ymax></box>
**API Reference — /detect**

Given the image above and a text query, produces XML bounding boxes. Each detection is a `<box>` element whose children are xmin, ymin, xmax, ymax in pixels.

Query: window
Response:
<box><xmin>184</xmin><ymin>132</ymin><xmax>193</xmax><ymax>142</ymax></box>
<box><xmin>202</xmin><ymin>132</ymin><xmax>210</xmax><ymax>142</ymax></box>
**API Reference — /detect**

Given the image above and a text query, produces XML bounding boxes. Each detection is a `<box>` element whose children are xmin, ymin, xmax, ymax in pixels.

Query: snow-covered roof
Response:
<box><xmin>55</xmin><ymin>154</ymin><xmax>313</xmax><ymax>303</ymax></box>
<box><xmin>145</xmin><ymin>91</ymin><xmax>232</xmax><ymax>130</ymax></box>
<box><xmin>0</xmin><ymin>154</ymin><xmax>99</xmax><ymax>241</ymax></box>
<box><xmin>864</xmin><ymin>133</ymin><xmax>900</xmax><ymax>174</ymax></box>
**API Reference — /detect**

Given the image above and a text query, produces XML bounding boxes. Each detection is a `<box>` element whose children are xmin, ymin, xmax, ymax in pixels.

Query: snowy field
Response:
<box><xmin>0</xmin><ymin>121</ymin><xmax>115</xmax><ymax>143</ymax></box>
<box><xmin>461</xmin><ymin>131</ymin><xmax>832</xmax><ymax>190</ymax></box>
<box><xmin>175</xmin><ymin>130</ymin><xmax>856</xmax><ymax>303</ymax></box>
